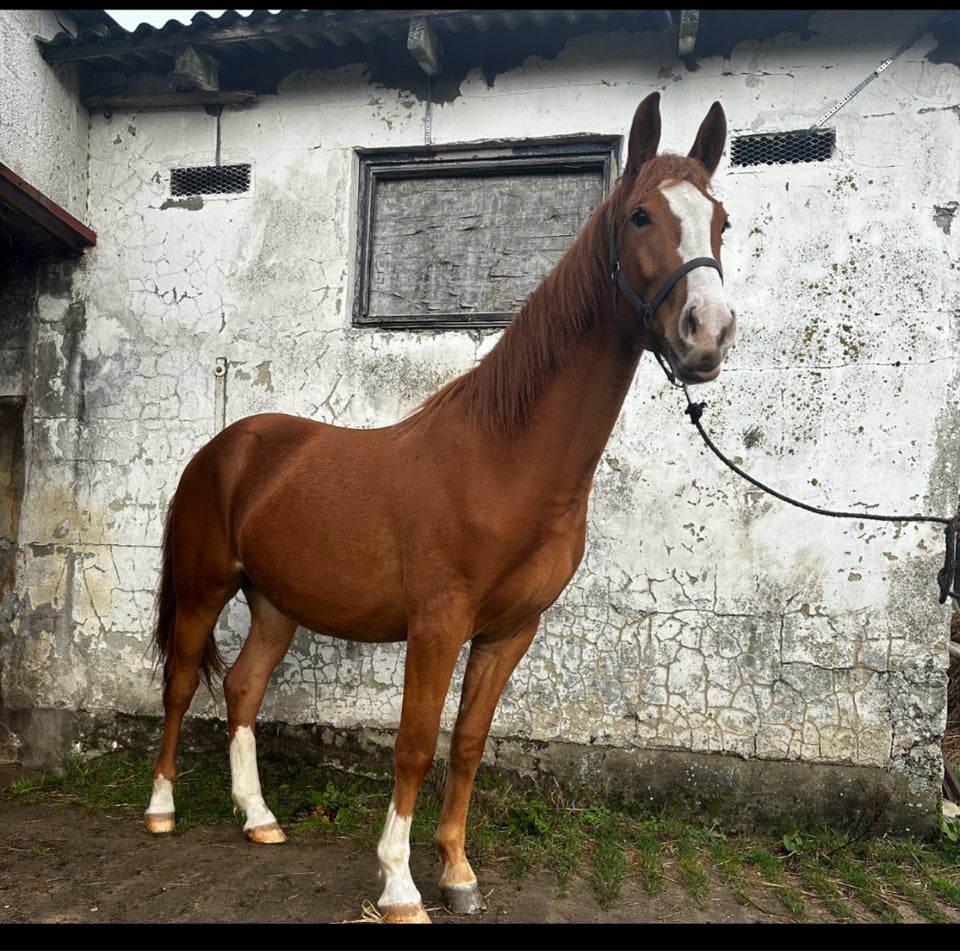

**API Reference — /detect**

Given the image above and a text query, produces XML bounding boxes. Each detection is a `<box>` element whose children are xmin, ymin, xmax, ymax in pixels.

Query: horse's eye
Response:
<box><xmin>632</xmin><ymin>209</ymin><xmax>650</xmax><ymax>228</ymax></box>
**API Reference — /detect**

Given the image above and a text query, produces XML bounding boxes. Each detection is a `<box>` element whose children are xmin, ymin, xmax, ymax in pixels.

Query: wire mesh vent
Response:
<box><xmin>170</xmin><ymin>164</ymin><xmax>251</xmax><ymax>196</ymax></box>
<box><xmin>730</xmin><ymin>130</ymin><xmax>835</xmax><ymax>167</ymax></box>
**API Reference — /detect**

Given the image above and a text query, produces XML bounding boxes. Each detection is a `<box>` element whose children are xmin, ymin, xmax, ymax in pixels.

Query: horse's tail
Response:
<box><xmin>153</xmin><ymin>500</ymin><xmax>225</xmax><ymax>693</ymax></box>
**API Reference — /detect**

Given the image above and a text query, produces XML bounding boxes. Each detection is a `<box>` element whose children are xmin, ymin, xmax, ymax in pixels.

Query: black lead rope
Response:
<box><xmin>607</xmin><ymin>221</ymin><xmax>960</xmax><ymax>607</ymax></box>
<box><xmin>679</xmin><ymin>386</ymin><xmax>960</xmax><ymax>607</ymax></box>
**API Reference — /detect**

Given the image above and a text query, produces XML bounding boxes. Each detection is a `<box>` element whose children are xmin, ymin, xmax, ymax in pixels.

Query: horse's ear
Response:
<box><xmin>624</xmin><ymin>92</ymin><xmax>662</xmax><ymax>178</ymax></box>
<box><xmin>688</xmin><ymin>101</ymin><xmax>727</xmax><ymax>176</ymax></box>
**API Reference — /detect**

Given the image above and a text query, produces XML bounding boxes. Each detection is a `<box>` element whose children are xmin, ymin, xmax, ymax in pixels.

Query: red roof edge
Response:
<box><xmin>0</xmin><ymin>162</ymin><xmax>96</xmax><ymax>254</ymax></box>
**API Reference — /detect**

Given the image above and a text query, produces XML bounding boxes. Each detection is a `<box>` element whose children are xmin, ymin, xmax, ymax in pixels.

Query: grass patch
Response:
<box><xmin>745</xmin><ymin>846</ymin><xmax>808</xmax><ymax>922</ymax></box>
<box><xmin>629</xmin><ymin>822</ymin><xmax>667</xmax><ymax>896</ymax></box>
<box><xmin>706</xmin><ymin>837</ymin><xmax>750</xmax><ymax>907</ymax></box>
<box><xmin>794</xmin><ymin>854</ymin><xmax>857</xmax><ymax>921</ymax></box>
<box><xmin>829</xmin><ymin>852</ymin><xmax>901</xmax><ymax>922</ymax></box>
<box><xmin>675</xmin><ymin>828</ymin><xmax>711</xmax><ymax>905</ymax></box>
<box><xmin>4</xmin><ymin>749</ymin><xmax>960</xmax><ymax>923</ymax></box>
<box><xmin>589</xmin><ymin>817</ymin><xmax>629</xmax><ymax>909</ymax></box>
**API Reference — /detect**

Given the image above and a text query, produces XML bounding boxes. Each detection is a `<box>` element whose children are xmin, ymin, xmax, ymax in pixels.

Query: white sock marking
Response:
<box><xmin>377</xmin><ymin>800</ymin><xmax>422</xmax><ymax>909</ymax></box>
<box><xmin>229</xmin><ymin>726</ymin><xmax>279</xmax><ymax>831</ymax></box>
<box><xmin>146</xmin><ymin>774</ymin><xmax>174</xmax><ymax>816</ymax></box>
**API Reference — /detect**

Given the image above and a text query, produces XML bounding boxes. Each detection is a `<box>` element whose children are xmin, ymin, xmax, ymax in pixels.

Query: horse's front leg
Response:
<box><xmin>436</xmin><ymin>618</ymin><xmax>540</xmax><ymax>914</ymax></box>
<box><xmin>377</xmin><ymin>615</ymin><xmax>465</xmax><ymax>924</ymax></box>
<box><xmin>223</xmin><ymin>591</ymin><xmax>297</xmax><ymax>843</ymax></box>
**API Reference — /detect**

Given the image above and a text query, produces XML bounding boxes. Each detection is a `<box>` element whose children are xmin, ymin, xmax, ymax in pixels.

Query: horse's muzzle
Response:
<box><xmin>670</xmin><ymin>305</ymin><xmax>736</xmax><ymax>384</ymax></box>
<box><xmin>668</xmin><ymin>346</ymin><xmax>724</xmax><ymax>384</ymax></box>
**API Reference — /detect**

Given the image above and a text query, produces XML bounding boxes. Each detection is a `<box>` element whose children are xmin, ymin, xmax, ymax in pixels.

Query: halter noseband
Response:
<box><xmin>608</xmin><ymin>216</ymin><xmax>723</xmax><ymax>385</ymax></box>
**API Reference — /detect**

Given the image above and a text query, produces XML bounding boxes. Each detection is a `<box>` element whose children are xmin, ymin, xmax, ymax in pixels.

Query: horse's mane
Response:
<box><xmin>402</xmin><ymin>152</ymin><xmax>712</xmax><ymax>436</ymax></box>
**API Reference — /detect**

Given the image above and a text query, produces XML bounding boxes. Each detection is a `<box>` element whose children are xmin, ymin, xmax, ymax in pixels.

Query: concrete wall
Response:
<box><xmin>3</xmin><ymin>10</ymin><xmax>959</xmax><ymax>834</ymax></box>
<box><xmin>0</xmin><ymin>10</ymin><xmax>92</xmax><ymax>763</ymax></box>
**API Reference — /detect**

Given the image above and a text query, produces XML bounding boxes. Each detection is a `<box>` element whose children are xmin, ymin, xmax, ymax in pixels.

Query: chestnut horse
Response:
<box><xmin>145</xmin><ymin>92</ymin><xmax>735</xmax><ymax>923</ymax></box>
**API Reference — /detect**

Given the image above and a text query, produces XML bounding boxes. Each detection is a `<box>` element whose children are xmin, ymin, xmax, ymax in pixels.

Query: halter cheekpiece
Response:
<box><xmin>607</xmin><ymin>215</ymin><xmax>723</xmax><ymax>384</ymax></box>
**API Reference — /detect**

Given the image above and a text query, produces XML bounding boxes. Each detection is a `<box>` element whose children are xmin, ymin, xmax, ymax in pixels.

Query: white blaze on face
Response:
<box><xmin>661</xmin><ymin>179</ymin><xmax>725</xmax><ymax>306</ymax></box>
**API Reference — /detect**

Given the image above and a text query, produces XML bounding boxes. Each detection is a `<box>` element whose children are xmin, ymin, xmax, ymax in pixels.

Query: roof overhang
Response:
<box><xmin>0</xmin><ymin>163</ymin><xmax>97</xmax><ymax>258</ymax></box>
<box><xmin>37</xmin><ymin>10</ymin><xmax>678</xmax><ymax>108</ymax></box>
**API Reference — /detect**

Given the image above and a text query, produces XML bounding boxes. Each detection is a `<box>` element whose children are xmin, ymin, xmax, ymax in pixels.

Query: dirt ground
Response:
<box><xmin>2</xmin><ymin>764</ymin><xmax>957</xmax><ymax>940</ymax></box>
<box><xmin>0</xmin><ymin>766</ymin><xmax>834</xmax><ymax>932</ymax></box>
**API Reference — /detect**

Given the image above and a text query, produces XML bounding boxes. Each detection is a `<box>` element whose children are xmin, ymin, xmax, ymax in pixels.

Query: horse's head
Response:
<box><xmin>608</xmin><ymin>92</ymin><xmax>735</xmax><ymax>384</ymax></box>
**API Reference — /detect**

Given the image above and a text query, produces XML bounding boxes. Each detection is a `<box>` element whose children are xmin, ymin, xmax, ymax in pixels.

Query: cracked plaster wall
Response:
<box><xmin>4</xmin><ymin>11</ymin><xmax>959</xmax><ymax>825</ymax></box>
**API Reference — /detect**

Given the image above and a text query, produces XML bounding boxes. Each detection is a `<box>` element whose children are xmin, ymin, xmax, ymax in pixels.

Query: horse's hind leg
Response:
<box><xmin>223</xmin><ymin>587</ymin><xmax>297</xmax><ymax>843</ymax></box>
<box><xmin>145</xmin><ymin>589</ymin><xmax>236</xmax><ymax>834</ymax></box>
<box><xmin>435</xmin><ymin>617</ymin><xmax>540</xmax><ymax>915</ymax></box>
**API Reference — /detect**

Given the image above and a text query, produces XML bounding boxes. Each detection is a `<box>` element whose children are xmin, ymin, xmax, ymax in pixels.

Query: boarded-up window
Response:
<box><xmin>354</xmin><ymin>143</ymin><xmax>617</xmax><ymax>329</ymax></box>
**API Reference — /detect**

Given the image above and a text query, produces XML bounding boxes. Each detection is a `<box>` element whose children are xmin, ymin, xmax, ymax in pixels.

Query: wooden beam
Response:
<box><xmin>82</xmin><ymin>91</ymin><xmax>258</xmax><ymax>111</ymax></box>
<box><xmin>173</xmin><ymin>44</ymin><xmax>220</xmax><ymax>92</ymax></box>
<box><xmin>407</xmin><ymin>16</ymin><xmax>442</xmax><ymax>77</ymax></box>
<box><xmin>678</xmin><ymin>9</ymin><xmax>700</xmax><ymax>58</ymax></box>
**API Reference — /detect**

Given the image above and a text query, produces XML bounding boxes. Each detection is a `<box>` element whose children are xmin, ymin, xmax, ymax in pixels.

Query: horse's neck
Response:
<box><xmin>410</xmin><ymin>207</ymin><xmax>644</xmax><ymax>494</ymax></box>
<box><xmin>463</xmin><ymin>272</ymin><xmax>642</xmax><ymax>499</ymax></box>
<box><xmin>518</xmin><ymin>319</ymin><xmax>641</xmax><ymax>484</ymax></box>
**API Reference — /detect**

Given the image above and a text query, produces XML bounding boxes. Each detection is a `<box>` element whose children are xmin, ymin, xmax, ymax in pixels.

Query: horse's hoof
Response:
<box><xmin>245</xmin><ymin>821</ymin><xmax>287</xmax><ymax>844</ymax></box>
<box><xmin>378</xmin><ymin>902</ymin><xmax>432</xmax><ymax>924</ymax></box>
<box><xmin>441</xmin><ymin>881</ymin><xmax>487</xmax><ymax>915</ymax></box>
<box><xmin>144</xmin><ymin>811</ymin><xmax>175</xmax><ymax>835</ymax></box>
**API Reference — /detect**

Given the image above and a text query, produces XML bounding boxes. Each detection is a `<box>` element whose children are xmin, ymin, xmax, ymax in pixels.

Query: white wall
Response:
<box><xmin>6</xmin><ymin>10</ymin><xmax>959</xmax><ymax>822</ymax></box>
<box><xmin>0</xmin><ymin>9</ymin><xmax>89</xmax><ymax>218</ymax></box>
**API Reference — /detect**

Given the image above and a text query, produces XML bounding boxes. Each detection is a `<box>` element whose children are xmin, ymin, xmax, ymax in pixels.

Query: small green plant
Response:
<box><xmin>300</xmin><ymin>779</ymin><xmax>367</xmax><ymax>831</ymax></box>
<box><xmin>579</xmin><ymin>805</ymin><xmax>612</xmax><ymax>826</ymax></box>
<box><xmin>782</xmin><ymin>830</ymin><xmax>807</xmax><ymax>854</ymax></box>
<box><xmin>506</xmin><ymin>799</ymin><xmax>550</xmax><ymax>837</ymax></box>
<box><xmin>940</xmin><ymin>814</ymin><xmax>960</xmax><ymax>859</ymax></box>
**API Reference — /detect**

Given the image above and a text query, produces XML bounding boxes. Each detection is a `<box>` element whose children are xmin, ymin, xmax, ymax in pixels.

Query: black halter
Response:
<box><xmin>608</xmin><ymin>217</ymin><xmax>723</xmax><ymax>384</ymax></box>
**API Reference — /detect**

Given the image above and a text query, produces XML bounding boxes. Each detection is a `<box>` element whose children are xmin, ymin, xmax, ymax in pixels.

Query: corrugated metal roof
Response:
<box><xmin>40</xmin><ymin>9</ymin><xmax>674</xmax><ymax>70</ymax></box>
<box><xmin>36</xmin><ymin>8</ymin><xmax>680</xmax><ymax>110</ymax></box>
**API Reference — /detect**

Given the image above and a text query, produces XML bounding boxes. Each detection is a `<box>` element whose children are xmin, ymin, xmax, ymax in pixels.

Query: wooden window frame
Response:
<box><xmin>353</xmin><ymin>140</ymin><xmax>619</xmax><ymax>330</ymax></box>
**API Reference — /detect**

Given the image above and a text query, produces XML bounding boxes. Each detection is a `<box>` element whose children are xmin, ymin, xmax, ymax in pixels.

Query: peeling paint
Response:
<box><xmin>160</xmin><ymin>196</ymin><xmax>204</xmax><ymax>211</ymax></box>
<box><xmin>934</xmin><ymin>201</ymin><xmax>958</xmax><ymax>235</ymax></box>
<box><xmin>253</xmin><ymin>361</ymin><xmax>274</xmax><ymax>392</ymax></box>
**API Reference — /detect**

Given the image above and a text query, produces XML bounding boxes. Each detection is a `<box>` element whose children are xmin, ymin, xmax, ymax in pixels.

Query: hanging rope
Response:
<box><xmin>677</xmin><ymin>385</ymin><xmax>960</xmax><ymax>606</ymax></box>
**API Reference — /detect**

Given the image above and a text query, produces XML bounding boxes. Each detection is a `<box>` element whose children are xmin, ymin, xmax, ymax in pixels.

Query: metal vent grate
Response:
<box><xmin>730</xmin><ymin>130</ymin><xmax>835</xmax><ymax>167</ymax></box>
<box><xmin>170</xmin><ymin>163</ymin><xmax>251</xmax><ymax>196</ymax></box>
